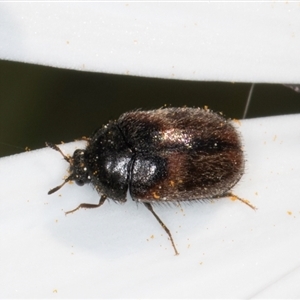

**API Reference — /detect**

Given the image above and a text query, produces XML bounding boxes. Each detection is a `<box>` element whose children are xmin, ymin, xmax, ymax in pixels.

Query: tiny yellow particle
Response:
<box><xmin>153</xmin><ymin>192</ymin><xmax>160</xmax><ymax>199</ymax></box>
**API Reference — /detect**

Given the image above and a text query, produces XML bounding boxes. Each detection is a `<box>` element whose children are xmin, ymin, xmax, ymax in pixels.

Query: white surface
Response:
<box><xmin>0</xmin><ymin>3</ymin><xmax>300</xmax><ymax>82</ymax></box>
<box><xmin>1</xmin><ymin>3</ymin><xmax>300</xmax><ymax>298</ymax></box>
<box><xmin>1</xmin><ymin>114</ymin><xmax>300</xmax><ymax>298</ymax></box>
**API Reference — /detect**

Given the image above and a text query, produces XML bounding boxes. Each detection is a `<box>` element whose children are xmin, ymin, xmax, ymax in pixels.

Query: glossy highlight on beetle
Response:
<box><xmin>47</xmin><ymin>107</ymin><xmax>255</xmax><ymax>255</ymax></box>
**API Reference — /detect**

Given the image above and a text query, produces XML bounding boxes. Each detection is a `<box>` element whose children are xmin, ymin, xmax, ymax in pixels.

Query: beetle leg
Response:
<box><xmin>143</xmin><ymin>203</ymin><xmax>179</xmax><ymax>256</ymax></box>
<box><xmin>224</xmin><ymin>192</ymin><xmax>257</xmax><ymax>210</ymax></box>
<box><xmin>65</xmin><ymin>194</ymin><xmax>107</xmax><ymax>215</ymax></box>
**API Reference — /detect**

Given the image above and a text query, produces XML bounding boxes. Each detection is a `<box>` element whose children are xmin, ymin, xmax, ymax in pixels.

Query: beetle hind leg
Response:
<box><xmin>224</xmin><ymin>192</ymin><xmax>257</xmax><ymax>210</ymax></box>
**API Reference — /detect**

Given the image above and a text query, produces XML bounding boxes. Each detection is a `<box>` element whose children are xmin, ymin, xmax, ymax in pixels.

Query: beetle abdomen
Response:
<box><xmin>118</xmin><ymin>107</ymin><xmax>244</xmax><ymax>202</ymax></box>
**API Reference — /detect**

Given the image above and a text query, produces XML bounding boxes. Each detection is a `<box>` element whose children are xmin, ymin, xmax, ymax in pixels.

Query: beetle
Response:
<box><xmin>47</xmin><ymin>107</ymin><xmax>255</xmax><ymax>255</ymax></box>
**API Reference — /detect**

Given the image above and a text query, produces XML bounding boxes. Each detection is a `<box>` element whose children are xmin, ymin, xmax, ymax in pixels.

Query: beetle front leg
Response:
<box><xmin>65</xmin><ymin>194</ymin><xmax>107</xmax><ymax>215</ymax></box>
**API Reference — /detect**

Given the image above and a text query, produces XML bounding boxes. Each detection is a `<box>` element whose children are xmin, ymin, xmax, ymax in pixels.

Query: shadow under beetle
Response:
<box><xmin>47</xmin><ymin>107</ymin><xmax>256</xmax><ymax>255</ymax></box>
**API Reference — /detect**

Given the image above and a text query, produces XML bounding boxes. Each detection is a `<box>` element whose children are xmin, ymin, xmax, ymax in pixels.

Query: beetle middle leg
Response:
<box><xmin>143</xmin><ymin>203</ymin><xmax>179</xmax><ymax>256</ymax></box>
<box><xmin>65</xmin><ymin>194</ymin><xmax>107</xmax><ymax>215</ymax></box>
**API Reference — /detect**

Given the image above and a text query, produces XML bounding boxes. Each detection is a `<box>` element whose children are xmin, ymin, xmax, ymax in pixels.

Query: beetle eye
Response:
<box><xmin>76</xmin><ymin>180</ymin><xmax>85</xmax><ymax>186</ymax></box>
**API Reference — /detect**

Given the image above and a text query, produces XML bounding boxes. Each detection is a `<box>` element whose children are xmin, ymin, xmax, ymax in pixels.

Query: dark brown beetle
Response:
<box><xmin>47</xmin><ymin>107</ymin><xmax>255</xmax><ymax>255</ymax></box>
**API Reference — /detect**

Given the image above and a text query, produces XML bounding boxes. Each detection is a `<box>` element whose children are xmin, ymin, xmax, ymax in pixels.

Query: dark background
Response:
<box><xmin>1</xmin><ymin>59</ymin><xmax>300</xmax><ymax>157</ymax></box>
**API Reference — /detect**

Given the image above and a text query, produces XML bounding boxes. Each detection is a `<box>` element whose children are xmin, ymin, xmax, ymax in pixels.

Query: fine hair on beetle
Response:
<box><xmin>47</xmin><ymin>106</ymin><xmax>256</xmax><ymax>255</ymax></box>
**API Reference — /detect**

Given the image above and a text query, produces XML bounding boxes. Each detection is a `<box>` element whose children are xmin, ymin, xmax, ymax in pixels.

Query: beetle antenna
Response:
<box><xmin>45</xmin><ymin>142</ymin><xmax>72</xmax><ymax>163</ymax></box>
<box><xmin>48</xmin><ymin>175</ymin><xmax>73</xmax><ymax>195</ymax></box>
<box><xmin>46</xmin><ymin>142</ymin><xmax>74</xmax><ymax>194</ymax></box>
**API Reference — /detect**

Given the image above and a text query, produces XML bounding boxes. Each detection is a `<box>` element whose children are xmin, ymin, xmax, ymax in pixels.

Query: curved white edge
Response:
<box><xmin>0</xmin><ymin>114</ymin><xmax>300</xmax><ymax>298</ymax></box>
<box><xmin>0</xmin><ymin>3</ymin><xmax>300</xmax><ymax>83</ymax></box>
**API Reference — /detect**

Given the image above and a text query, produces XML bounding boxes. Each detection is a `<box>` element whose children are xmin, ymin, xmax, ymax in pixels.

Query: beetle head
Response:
<box><xmin>46</xmin><ymin>142</ymin><xmax>91</xmax><ymax>194</ymax></box>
